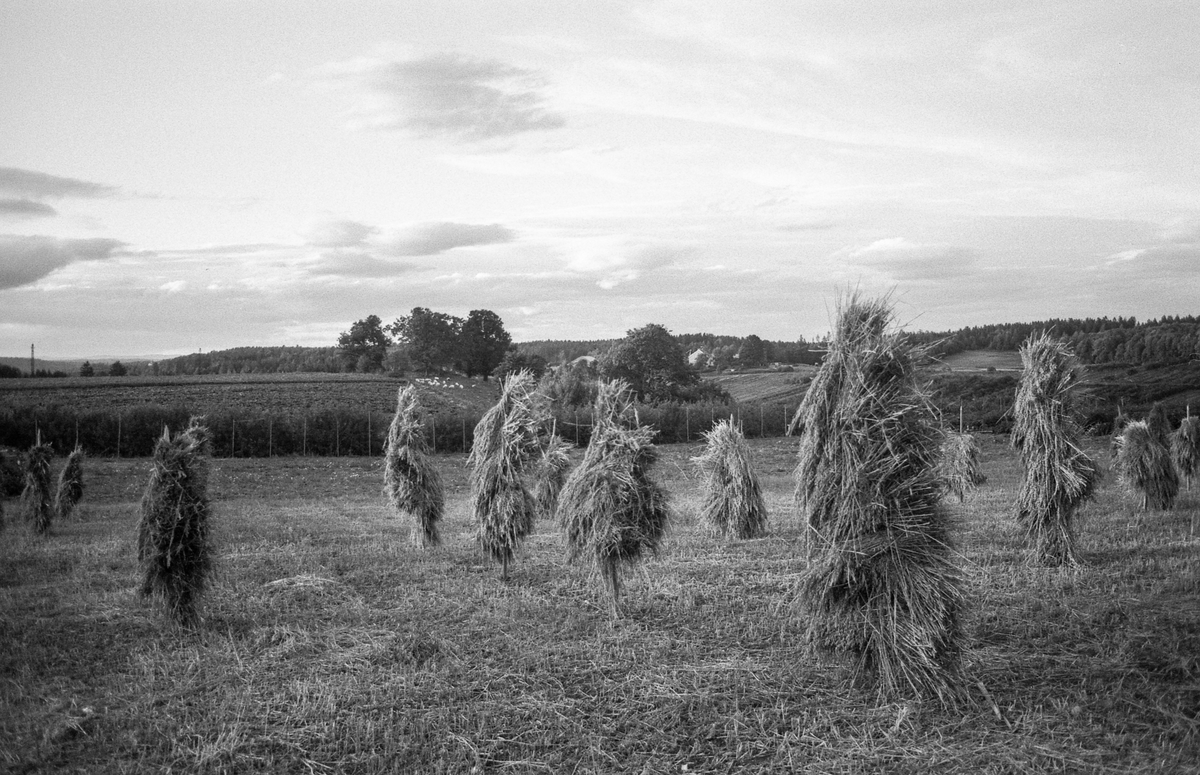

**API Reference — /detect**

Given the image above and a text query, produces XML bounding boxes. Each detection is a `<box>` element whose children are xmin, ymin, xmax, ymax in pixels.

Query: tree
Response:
<box><xmin>598</xmin><ymin>323</ymin><xmax>698</xmax><ymax>403</ymax></box>
<box><xmin>389</xmin><ymin>308</ymin><xmax>462</xmax><ymax>374</ymax></box>
<box><xmin>79</xmin><ymin>361</ymin><xmax>94</xmax><ymax>377</ymax></box>
<box><xmin>337</xmin><ymin>315</ymin><xmax>392</xmax><ymax>372</ymax></box>
<box><xmin>108</xmin><ymin>361</ymin><xmax>128</xmax><ymax>377</ymax></box>
<box><xmin>494</xmin><ymin>347</ymin><xmax>548</xmax><ymax>381</ymax></box>
<box><xmin>460</xmin><ymin>309</ymin><xmax>512</xmax><ymax>380</ymax></box>
<box><xmin>738</xmin><ymin>334</ymin><xmax>768</xmax><ymax>368</ymax></box>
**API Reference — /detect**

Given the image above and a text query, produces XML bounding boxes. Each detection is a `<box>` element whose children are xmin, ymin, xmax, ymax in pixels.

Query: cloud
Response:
<box><xmin>321</xmin><ymin>53</ymin><xmax>565</xmax><ymax>141</ymax></box>
<box><xmin>0</xmin><ymin>198</ymin><xmax>58</xmax><ymax>218</ymax></box>
<box><xmin>0</xmin><ymin>235</ymin><xmax>125</xmax><ymax>289</ymax></box>
<box><xmin>842</xmin><ymin>238</ymin><xmax>979</xmax><ymax>281</ymax></box>
<box><xmin>0</xmin><ymin>167</ymin><xmax>117</xmax><ymax>198</ymax></box>
<box><xmin>305</xmin><ymin>219</ymin><xmax>377</xmax><ymax>248</ymax></box>
<box><xmin>381</xmin><ymin>222</ymin><xmax>516</xmax><ymax>256</ymax></box>
<box><xmin>307</xmin><ymin>251</ymin><xmax>415</xmax><ymax>279</ymax></box>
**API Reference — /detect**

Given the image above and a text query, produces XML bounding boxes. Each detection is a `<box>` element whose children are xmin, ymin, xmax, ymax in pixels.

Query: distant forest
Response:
<box><xmin>139</xmin><ymin>346</ymin><xmax>343</xmax><ymax>376</ymax></box>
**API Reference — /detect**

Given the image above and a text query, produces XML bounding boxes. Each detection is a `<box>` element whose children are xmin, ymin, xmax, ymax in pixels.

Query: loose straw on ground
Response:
<box><xmin>469</xmin><ymin>371</ymin><xmax>542</xmax><ymax>580</ymax></box>
<box><xmin>55</xmin><ymin>446</ymin><xmax>85</xmax><ymax>521</ymax></box>
<box><xmin>692</xmin><ymin>418</ymin><xmax>768</xmax><ymax>539</ymax></box>
<box><xmin>136</xmin><ymin>418</ymin><xmax>214</xmax><ymax>627</ymax></box>
<box><xmin>558</xmin><ymin>379</ymin><xmax>669</xmax><ymax>618</ymax></box>
<box><xmin>383</xmin><ymin>385</ymin><xmax>444</xmax><ymax>547</ymax></box>
<box><xmin>788</xmin><ymin>294</ymin><xmax>965</xmax><ymax>704</ymax></box>
<box><xmin>1115</xmin><ymin>419</ymin><xmax>1179</xmax><ymax>511</ymax></box>
<box><xmin>20</xmin><ymin>438</ymin><xmax>54</xmax><ymax>536</ymax></box>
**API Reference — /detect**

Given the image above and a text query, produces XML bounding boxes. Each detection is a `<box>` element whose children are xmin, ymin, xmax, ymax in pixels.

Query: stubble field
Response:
<box><xmin>1</xmin><ymin>435</ymin><xmax>1198</xmax><ymax>773</ymax></box>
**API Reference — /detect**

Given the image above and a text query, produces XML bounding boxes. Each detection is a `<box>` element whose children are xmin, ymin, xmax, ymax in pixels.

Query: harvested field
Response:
<box><xmin>1</xmin><ymin>436</ymin><xmax>1198</xmax><ymax>772</ymax></box>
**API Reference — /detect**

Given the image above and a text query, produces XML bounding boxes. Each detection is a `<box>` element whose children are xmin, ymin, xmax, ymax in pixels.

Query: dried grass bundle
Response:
<box><xmin>693</xmin><ymin>418</ymin><xmax>768</xmax><ymax>539</ymax></box>
<box><xmin>937</xmin><ymin>430</ymin><xmax>986</xmax><ymax>502</ymax></box>
<box><xmin>790</xmin><ymin>294</ymin><xmax>964</xmax><ymax>704</ymax></box>
<box><xmin>558</xmin><ymin>380</ymin><xmax>669</xmax><ymax>617</ymax></box>
<box><xmin>469</xmin><ymin>371</ymin><xmax>542</xmax><ymax>579</ymax></box>
<box><xmin>1115</xmin><ymin>420</ymin><xmax>1179</xmax><ymax>511</ymax></box>
<box><xmin>383</xmin><ymin>385</ymin><xmax>444</xmax><ymax>547</ymax></box>
<box><xmin>532</xmin><ymin>432</ymin><xmax>573</xmax><ymax>521</ymax></box>
<box><xmin>1171</xmin><ymin>415</ymin><xmax>1199</xmax><ymax>490</ymax></box>
<box><xmin>137</xmin><ymin>418</ymin><xmax>214</xmax><ymax>626</ymax></box>
<box><xmin>55</xmin><ymin>446</ymin><xmax>85</xmax><ymax>521</ymax></box>
<box><xmin>1012</xmin><ymin>333</ymin><xmax>1100</xmax><ymax>566</ymax></box>
<box><xmin>1146</xmin><ymin>402</ymin><xmax>1171</xmax><ymax>445</ymax></box>
<box><xmin>20</xmin><ymin>441</ymin><xmax>54</xmax><ymax>535</ymax></box>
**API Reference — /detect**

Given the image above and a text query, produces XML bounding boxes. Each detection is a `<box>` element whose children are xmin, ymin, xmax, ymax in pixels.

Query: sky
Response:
<box><xmin>1</xmin><ymin>0</ymin><xmax>1198</xmax><ymax>359</ymax></box>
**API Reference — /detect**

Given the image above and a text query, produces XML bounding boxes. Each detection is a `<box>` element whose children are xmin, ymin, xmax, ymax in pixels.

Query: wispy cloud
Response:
<box><xmin>381</xmin><ymin>222</ymin><xmax>516</xmax><ymax>256</ymax></box>
<box><xmin>0</xmin><ymin>235</ymin><xmax>125</xmax><ymax>289</ymax></box>
<box><xmin>304</xmin><ymin>219</ymin><xmax>378</xmax><ymax>248</ymax></box>
<box><xmin>319</xmin><ymin>52</ymin><xmax>565</xmax><ymax>141</ymax></box>
<box><xmin>0</xmin><ymin>198</ymin><xmax>58</xmax><ymax>218</ymax></box>
<box><xmin>841</xmin><ymin>238</ymin><xmax>979</xmax><ymax>282</ymax></box>
<box><xmin>0</xmin><ymin>167</ymin><xmax>118</xmax><ymax>199</ymax></box>
<box><xmin>306</xmin><ymin>251</ymin><xmax>415</xmax><ymax>279</ymax></box>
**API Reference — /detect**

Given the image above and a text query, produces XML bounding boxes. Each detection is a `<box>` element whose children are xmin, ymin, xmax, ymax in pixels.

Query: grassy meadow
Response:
<box><xmin>1</xmin><ymin>435</ymin><xmax>1198</xmax><ymax>773</ymax></box>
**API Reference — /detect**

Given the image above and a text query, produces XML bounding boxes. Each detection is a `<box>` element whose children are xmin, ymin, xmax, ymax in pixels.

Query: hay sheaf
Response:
<box><xmin>20</xmin><ymin>442</ymin><xmax>55</xmax><ymax>535</ymax></box>
<box><xmin>790</xmin><ymin>294</ymin><xmax>965</xmax><ymax>704</ymax></box>
<box><xmin>383</xmin><ymin>385</ymin><xmax>444</xmax><ymax>547</ymax></box>
<box><xmin>1012</xmin><ymin>333</ymin><xmax>1100</xmax><ymax>566</ymax></box>
<box><xmin>1115</xmin><ymin>420</ymin><xmax>1179</xmax><ymax>511</ymax></box>
<box><xmin>137</xmin><ymin>418</ymin><xmax>214</xmax><ymax>626</ymax></box>
<box><xmin>937</xmin><ymin>430</ymin><xmax>987</xmax><ymax>502</ymax></box>
<box><xmin>469</xmin><ymin>371</ymin><xmax>543</xmax><ymax>577</ymax></box>
<box><xmin>693</xmin><ymin>418</ymin><xmax>768</xmax><ymax>539</ymax></box>
<box><xmin>558</xmin><ymin>380</ymin><xmax>669</xmax><ymax>615</ymax></box>
<box><xmin>55</xmin><ymin>446</ymin><xmax>85</xmax><ymax>521</ymax></box>
<box><xmin>532</xmin><ymin>432</ymin><xmax>573</xmax><ymax>521</ymax></box>
<box><xmin>1171</xmin><ymin>415</ymin><xmax>1199</xmax><ymax>489</ymax></box>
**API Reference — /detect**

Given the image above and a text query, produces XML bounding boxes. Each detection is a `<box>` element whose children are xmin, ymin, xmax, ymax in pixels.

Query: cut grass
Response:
<box><xmin>0</xmin><ymin>435</ymin><xmax>1197</xmax><ymax>772</ymax></box>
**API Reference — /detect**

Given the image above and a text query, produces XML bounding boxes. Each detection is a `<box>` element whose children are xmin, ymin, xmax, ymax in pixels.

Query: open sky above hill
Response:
<box><xmin>2</xmin><ymin>1</ymin><xmax>1198</xmax><ymax>358</ymax></box>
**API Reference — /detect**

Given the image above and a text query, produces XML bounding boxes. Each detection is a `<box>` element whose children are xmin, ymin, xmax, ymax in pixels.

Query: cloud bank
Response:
<box><xmin>0</xmin><ymin>199</ymin><xmax>58</xmax><ymax>218</ymax></box>
<box><xmin>382</xmin><ymin>222</ymin><xmax>516</xmax><ymax>256</ymax></box>
<box><xmin>0</xmin><ymin>167</ymin><xmax>118</xmax><ymax>199</ymax></box>
<box><xmin>0</xmin><ymin>235</ymin><xmax>125</xmax><ymax>289</ymax></box>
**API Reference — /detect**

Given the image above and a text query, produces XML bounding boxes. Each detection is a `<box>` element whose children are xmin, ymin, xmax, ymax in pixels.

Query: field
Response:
<box><xmin>2</xmin><ymin>436</ymin><xmax>1198</xmax><ymax>773</ymax></box>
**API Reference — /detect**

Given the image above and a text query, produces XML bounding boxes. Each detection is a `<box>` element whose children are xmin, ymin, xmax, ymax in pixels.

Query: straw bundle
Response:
<box><xmin>936</xmin><ymin>430</ymin><xmax>987</xmax><ymax>502</ymax></box>
<box><xmin>383</xmin><ymin>385</ymin><xmax>444</xmax><ymax>547</ymax></box>
<box><xmin>137</xmin><ymin>418</ymin><xmax>214</xmax><ymax>626</ymax></box>
<box><xmin>1114</xmin><ymin>420</ymin><xmax>1179</xmax><ymax>511</ymax></box>
<box><xmin>1011</xmin><ymin>333</ymin><xmax>1100</xmax><ymax>566</ymax></box>
<box><xmin>789</xmin><ymin>294</ymin><xmax>964</xmax><ymax>703</ymax></box>
<box><xmin>558</xmin><ymin>380</ymin><xmax>669</xmax><ymax>617</ymax></box>
<box><xmin>1146</xmin><ymin>402</ymin><xmax>1172</xmax><ymax>445</ymax></box>
<box><xmin>692</xmin><ymin>418</ymin><xmax>768</xmax><ymax>539</ymax></box>
<box><xmin>20</xmin><ymin>441</ymin><xmax>55</xmax><ymax>535</ymax></box>
<box><xmin>1171</xmin><ymin>415</ymin><xmax>1199</xmax><ymax>490</ymax></box>
<box><xmin>469</xmin><ymin>371</ymin><xmax>542</xmax><ymax>579</ymax></box>
<box><xmin>55</xmin><ymin>446</ymin><xmax>85</xmax><ymax>521</ymax></box>
<box><xmin>532</xmin><ymin>432</ymin><xmax>573</xmax><ymax>521</ymax></box>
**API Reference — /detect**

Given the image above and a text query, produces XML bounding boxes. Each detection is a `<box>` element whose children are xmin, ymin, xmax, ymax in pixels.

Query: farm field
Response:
<box><xmin>2</xmin><ymin>437</ymin><xmax>1198</xmax><ymax>773</ymax></box>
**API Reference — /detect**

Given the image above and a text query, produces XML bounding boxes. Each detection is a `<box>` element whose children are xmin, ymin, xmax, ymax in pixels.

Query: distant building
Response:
<box><xmin>687</xmin><ymin>348</ymin><xmax>712</xmax><ymax>369</ymax></box>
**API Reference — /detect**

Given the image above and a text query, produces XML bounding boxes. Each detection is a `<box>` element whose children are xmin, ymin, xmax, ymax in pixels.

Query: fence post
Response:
<box><xmin>432</xmin><ymin>416</ymin><xmax>437</xmax><ymax>453</ymax></box>
<box><xmin>303</xmin><ymin>415</ymin><xmax>307</xmax><ymax>456</ymax></box>
<box><xmin>367</xmin><ymin>411</ymin><xmax>372</xmax><ymax>457</ymax></box>
<box><xmin>462</xmin><ymin>417</ymin><xmax>467</xmax><ymax>452</ymax></box>
<box><xmin>231</xmin><ymin>418</ymin><xmax>236</xmax><ymax>458</ymax></box>
<box><xmin>268</xmin><ymin>416</ymin><xmax>273</xmax><ymax>458</ymax></box>
<box><xmin>686</xmin><ymin>406</ymin><xmax>690</xmax><ymax>442</ymax></box>
<box><xmin>760</xmin><ymin>402</ymin><xmax>764</xmax><ymax>438</ymax></box>
<box><xmin>117</xmin><ymin>413</ymin><xmax>122</xmax><ymax>459</ymax></box>
<box><xmin>335</xmin><ymin>419</ymin><xmax>340</xmax><ymax>457</ymax></box>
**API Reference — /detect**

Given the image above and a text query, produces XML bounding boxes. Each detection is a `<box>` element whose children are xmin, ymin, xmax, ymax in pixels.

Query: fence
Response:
<box><xmin>0</xmin><ymin>399</ymin><xmax>803</xmax><ymax>458</ymax></box>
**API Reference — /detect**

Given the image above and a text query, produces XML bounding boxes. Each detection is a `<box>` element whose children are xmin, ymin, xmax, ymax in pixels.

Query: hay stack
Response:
<box><xmin>789</xmin><ymin>295</ymin><xmax>964</xmax><ymax>703</ymax></box>
<box><xmin>1115</xmin><ymin>420</ymin><xmax>1179</xmax><ymax>511</ymax></box>
<box><xmin>1146</xmin><ymin>402</ymin><xmax>1172</xmax><ymax>445</ymax></box>
<box><xmin>1171</xmin><ymin>414</ymin><xmax>1199</xmax><ymax>491</ymax></box>
<box><xmin>383</xmin><ymin>385</ymin><xmax>444</xmax><ymax>547</ymax></box>
<box><xmin>532</xmin><ymin>431</ymin><xmax>573</xmax><ymax>521</ymax></box>
<box><xmin>20</xmin><ymin>440</ymin><xmax>55</xmax><ymax>535</ymax></box>
<box><xmin>1012</xmin><ymin>333</ymin><xmax>1100</xmax><ymax>566</ymax></box>
<box><xmin>693</xmin><ymin>418</ymin><xmax>768</xmax><ymax>539</ymax></box>
<box><xmin>936</xmin><ymin>430</ymin><xmax>987</xmax><ymax>502</ymax></box>
<box><xmin>469</xmin><ymin>371</ymin><xmax>542</xmax><ymax>579</ymax></box>
<box><xmin>137</xmin><ymin>418</ymin><xmax>214</xmax><ymax>626</ymax></box>
<box><xmin>558</xmin><ymin>380</ymin><xmax>669</xmax><ymax>617</ymax></box>
<box><xmin>55</xmin><ymin>446</ymin><xmax>85</xmax><ymax>521</ymax></box>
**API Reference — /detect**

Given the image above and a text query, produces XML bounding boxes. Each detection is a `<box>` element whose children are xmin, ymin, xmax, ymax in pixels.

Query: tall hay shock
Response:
<box><xmin>55</xmin><ymin>446</ymin><xmax>85</xmax><ymax>521</ymax></box>
<box><xmin>469</xmin><ymin>371</ymin><xmax>542</xmax><ymax>579</ymax></box>
<box><xmin>1115</xmin><ymin>420</ymin><xmax>1179</xmax><ymax>511</ymax></box>
<box><xmin>137</xmin><ymin>418</ymin><xmax>214</xmax><ymax>627</ymax></box>
<box><xmin>789</xmin><ymin>295</ymin><xmax>965</xmax><ymax>703</ymax></box>
<box><xmin>532</xmin><ymin>431</ymin><xmax>573</xmax><ymax>521</ymax></box>
<box><xmin>383</xmin><ymin>385</ymin><xmax>444</xmax><ymax>547</ymax></box>
<box><xmin>1171</xmin><ymin>414</ymin><xmax>1199</xmax><ymax>491</ymax></box>
<box><xmin>936</xmin><ymin>430</ymin><xmax>986</xmax><ymax>502</ymax></box>
<box><xmin>1011</xmin><ymin>333</ymin><xmax>1100</xmax><ymax>567</ymax></box>
<box><xmin>692</xmin><ymin>418</ymin><xmax>768</xmax><ymax>539</ymax></box>
<box><xmin>558</xmin><ymin>380</ymin><xmax>669</xmax><ymax>618</ymax></box>
<box><xmin>20</xmin><ymin>441</ymin><xmax>55</xmax><ymax>535</ymax></box>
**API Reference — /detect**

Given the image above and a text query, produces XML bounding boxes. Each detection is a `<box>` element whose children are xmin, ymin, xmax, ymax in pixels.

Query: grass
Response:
<box><xmin>1</xmin><ymin>435</ymin><xmax>1198</xmax><ymax>772</ymax></box>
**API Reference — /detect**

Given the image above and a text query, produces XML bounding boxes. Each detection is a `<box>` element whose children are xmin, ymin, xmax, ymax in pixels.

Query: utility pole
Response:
<box><xmin>30</xmin><ymin>343</ymin><xmax>34</xmax><ymax>377</ymax></box>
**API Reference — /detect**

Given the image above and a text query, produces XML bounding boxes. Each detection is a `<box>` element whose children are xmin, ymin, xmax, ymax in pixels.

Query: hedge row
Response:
<box><xmin>0</xmin><ymin>400</ymin><xmax>803</xmax><ymax>458</ymax></box>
